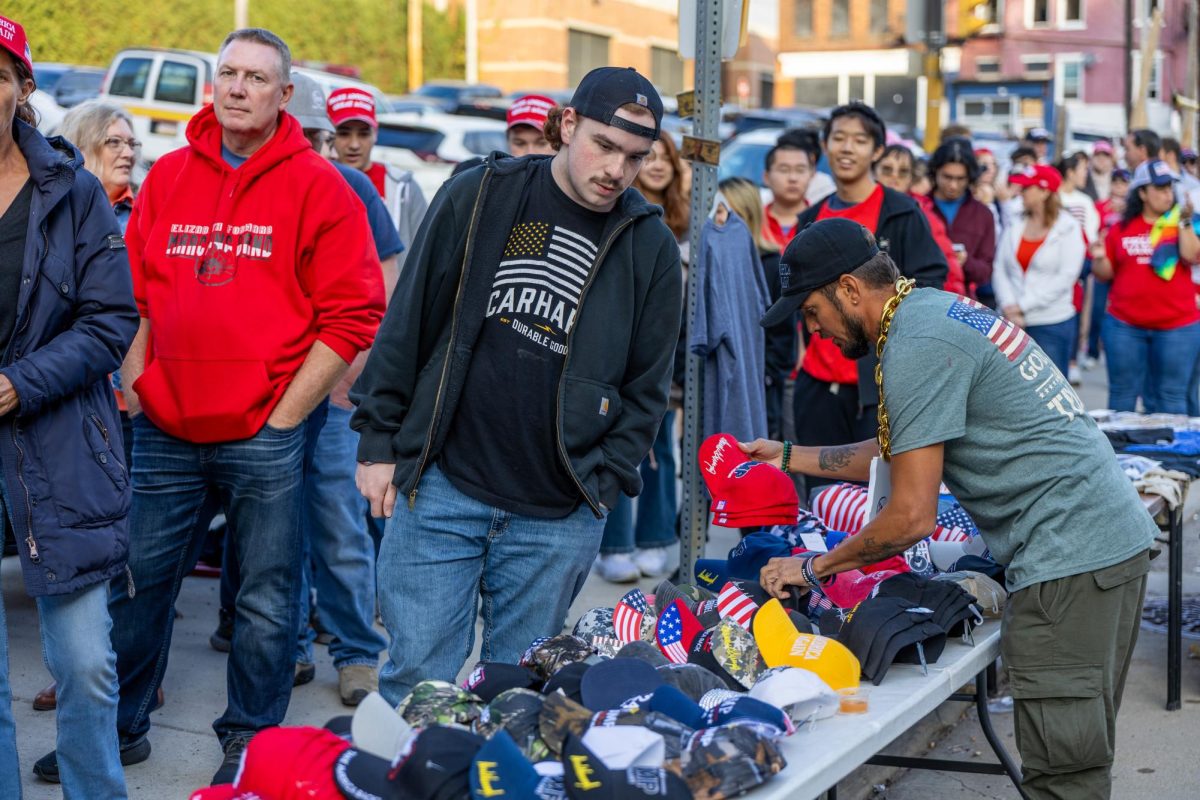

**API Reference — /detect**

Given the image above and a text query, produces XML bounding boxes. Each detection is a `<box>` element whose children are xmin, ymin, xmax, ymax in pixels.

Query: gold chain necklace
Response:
<box><xmin>874</xmin><ymin>277</ymin><xmax>916</xmax><ymax>461</ymax></box>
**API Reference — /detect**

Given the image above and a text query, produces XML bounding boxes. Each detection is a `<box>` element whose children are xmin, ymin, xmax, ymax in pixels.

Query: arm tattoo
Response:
<box><xmin>856</xmin><ymin>535</ymin><xmax>908</xmax><ymax>563</ymax></box>
<box><xmin>818</xmin><ymin>445</ymin><xmax>856</xmax><ymax>473</ymax></box>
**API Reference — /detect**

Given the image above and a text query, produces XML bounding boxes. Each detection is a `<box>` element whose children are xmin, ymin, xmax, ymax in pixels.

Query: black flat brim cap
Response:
<box><xmin>760</xmin><ymin>218</ymin><xmax>881</xmax><ymax>329</ymax></box>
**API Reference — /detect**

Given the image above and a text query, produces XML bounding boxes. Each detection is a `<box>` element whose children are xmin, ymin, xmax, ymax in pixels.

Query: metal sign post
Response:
<box><xmin>679</xmin><ymin>0</ymin><xmax>725</xmax><ymax>583</ymax></box>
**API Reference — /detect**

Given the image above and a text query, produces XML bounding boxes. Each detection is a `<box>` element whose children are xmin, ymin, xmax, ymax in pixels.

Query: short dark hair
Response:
<box><xmin>929</xmin><ymin>137</ymin><xmax>981</xmax><ymax>184</ymax></box>
<box><xmin>1010</xmin><ymin>145</ymin><xmax>1038</xmax><ymax>163</ymax></box>
<box><xmin>1161</xmin><ymin>136</ymin><xmax>1182</xmax><ymax>159</ymax></box>
<box><xmin>766</xmin><ymin>128</ymin><xmax>819</xmax><ymax>171</ymax></box>
<box><xmin>817</xmin><ymin>250</ymin><xmax>901</xmax><ymax>301</ymax></box>
<box><xmin>219</xmin><ymin>28</ymin><xmax>292</xmax><ymax>84</ymax></box>
<box><xmin>1057</xmin><ymin>151</ymin><xmax>1088</xmax><ymax>176</ymax></box>
<box><xmin>822</xmin><ymin>101</ymin><xmax>886</xmax><ymax>149</ymax></box>
<box><xmin>878</xmin><ymin>143</ymin><xmax>914</xmax><ymax>167</ymax></box>
<box><xmin>1129</xmin><ymin>128</ymin><xmax>1161</xmax><ymax>158</ymax></box>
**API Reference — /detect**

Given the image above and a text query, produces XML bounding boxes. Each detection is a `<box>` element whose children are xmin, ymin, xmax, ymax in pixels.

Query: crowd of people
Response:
<box><xmin>0</xmin><ymin>9</ymin><xmax>1187</xmax><ymax>800</ymax></box>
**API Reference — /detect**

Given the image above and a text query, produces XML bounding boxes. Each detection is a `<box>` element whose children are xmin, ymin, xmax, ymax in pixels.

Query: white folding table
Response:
<box><xmin>753</xmin><ymin>621</ymin><xmax>1025</xmax><ymax>800</ymax></box>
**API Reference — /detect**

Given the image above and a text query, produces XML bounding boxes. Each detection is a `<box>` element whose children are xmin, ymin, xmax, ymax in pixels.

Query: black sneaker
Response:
<box><xmin>33</xmin><ymin>737</ymin><xmax>151</xmax><ymax>783</ymax></box>
<box><xmin>211</xmin><ymin>734</ymin><xmax>253</xmax><ymax>786</ymax></box>
<box><xmin>209</xmin><ymin>606</ymin><xmax>234</xmax><ymax>653</ymax></box>
<box><xmin>294</xmin><ymin>661</ymin><xmax>316</xmax><ymax>687</ymax></box>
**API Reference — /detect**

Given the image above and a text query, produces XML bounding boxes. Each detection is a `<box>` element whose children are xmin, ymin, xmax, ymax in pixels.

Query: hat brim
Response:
<box><xmin>333</xmin><ymin>114</ymin><xmax>378</xmax><ymax>129</ymax></box>
<box><xmin>294</xmin><ymin>115</ymin><xmax>335</xmax><ymax>134</ymax></box>
<box><xmin>760</xmin><ymin>292</ymin><xmax>808</xmax><ymax>329</ymax></box>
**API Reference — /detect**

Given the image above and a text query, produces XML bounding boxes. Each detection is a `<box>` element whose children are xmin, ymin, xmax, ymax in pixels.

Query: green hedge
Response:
<box><xmin>15</xmin><ymin>0</ymin><xmax>463</xmax><ymax>93</ymax></box>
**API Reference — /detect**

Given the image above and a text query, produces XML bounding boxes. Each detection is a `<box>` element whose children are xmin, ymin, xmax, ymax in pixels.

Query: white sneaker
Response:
<box><xmin>594</xmin><ymin>553</ymin><xmax>641</xmax><ymax>583</ymax></box>
<box><xmin>633</xmin><ymin>547</ymin><xmax>670</xmax><ymax>578</ymax></box>
<box><xmin>1081</xmin><ymin>356</ymin><xmax>1098</xmax><ymax>370</ymax></box>
<box><xmin>1068</xmin><ymin>363</ymin><xmax>1082</xmax><ymax>385</ymax></box>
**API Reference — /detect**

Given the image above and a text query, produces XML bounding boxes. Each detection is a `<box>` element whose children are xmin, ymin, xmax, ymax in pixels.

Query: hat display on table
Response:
<box><xmin>327</xmin><ymin>85</ymin><xmax>378</xmax><ymax>128</ymax></box>
<box><xmin>760</xmin><ymin>219</ymin><xmax>882</xmax><ymax>328</ymax></box>
<box><xmin>748</xmin><ymin>666</ymin><xmax>840</xmax><ymax>724</ymax></box>
<box><xmin>507</xmin><ymin>93</ymin><xmax>556</xmax><ymax>132</ymax></box>
<box><xmin>1008</xmin><ymin>164</ymin><xmax>1062</xmax><ymax>193</ymax></box>
<box><xmin>580</xmin><ymin>657</ymin><xmax>665</xmax><ymax>711</ymax></box>
<box><xmin>561</xmin><ymin>734</ymin><xmax>692</xmax><ymax>799</ymax></box>
<box><xmin>522</xmin><ymin>634</ymin><xmax>595</xmax><ymax>680</ymax></box>
<box><xmin>656</xmin><ymin>599</ymin><xmax>705</xmax><ymax>664</ymax></box>
<box><xmin>569</xmin><ymin>66</ymin><xmax>663</xmax><ymax>142</ymax></box>
<box><xmin>580</xmin><ymin>725</ymin><xmax>668</xmax><ymax>769</ymax></box>
<box><xmin>470</xmin><ymin>729</ymin><xmax>553</xmax><ymax>800</ymax></box>
<box><xmin>544</xmin><ymin>660</ymin><xmax>592</xmax><ymax>705</ymax></box>
<box><xmin>462</xmin><ymin>661</ymin><xmax>542</xmax><ymax>703</ymax></box>
<box><xmin>752</xmin><ymin>599</ymin><xmax>861</xmax><ymax>690</ymax></box>
<box><xmin>678</xmin><ymin>724</ymin><xmax>787</xmax><ymax>800</ymax></box>
<box><xmin>476</xmin><ymin>688</ymin><xmax>552</xmax><ymax>761</ymax></box>
<box><xmin>613</xmin><ymin>587</ymin><xmax>657</xmax><ymax>645</ymax></box>
<box><xmin>831</xmin><ymin>596</ymin><xmax>948</xmax><ymax>685</ymax></box>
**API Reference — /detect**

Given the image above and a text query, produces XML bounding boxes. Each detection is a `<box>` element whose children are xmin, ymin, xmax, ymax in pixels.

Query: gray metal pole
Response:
<box><xmin>679</xmin><ymin>0</ymin><xmax>725</xmax><ymax>583</ymax></box>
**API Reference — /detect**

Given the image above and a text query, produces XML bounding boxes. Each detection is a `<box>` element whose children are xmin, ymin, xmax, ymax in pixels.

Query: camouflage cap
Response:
<box><xmin>523</xmin><ymin>634</ymin><xmax>595</xmax><ymax>681</ymax></box>
<box><xmin>676</xmin><ymin>583</ymin><xmax>717</xmax><ymax>604</ymax></box>
<box><xmin>589</xmin><ymin>706</ymin><xmax>693</xmax><ymax>762</ymax></box>
<box><xmin>474</xmin><ymin>688</ymin><xmax>553</xmax><ymax>762</ymax></box>
<box><xmin>652</xmin><ymin>579</ymin><xmax>697</xmax><ymax>618</ymax></box>
<box><xmin>397</xmin><ymin>680</ymin><xmax>485</xmax><ymax>729</ymax></box>
<box><xmin>538</xmin><ymin>690</ymin><xmax>596</xmax><ymax>756</ymax></box>
<box><xmin>933</xmin><ymin>570</ymin><xmax>1006</xmax><ymax>618</ymax></box>
<box><xmin>679</xmin><ymin>723</ymin><xmax>787</xmax><ymax>799</ymax></box>
<box><xmin>711</xmin><ymin>619</ymin><xmax>765</xmax><ymax>690</ymax></box>
<box><xmin>572</xmin><ymin>607</ymin><xmax>618</xmax><ymax>641</ymax></box>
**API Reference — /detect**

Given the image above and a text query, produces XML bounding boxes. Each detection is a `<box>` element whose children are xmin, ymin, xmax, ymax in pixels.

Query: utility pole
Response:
<box><xmin>1131</xmin><ymin>6</ymin><xmax>1163</xmax><ymax>129</ymax></box>
<box><xmin>234</xmin><ymin>0</ymin><xmax>248</xmax><ymax>29</ymax></box>
<box><xmin>1181</xmin><ymin>0</ymin><xmax>1199</xmax><ymax>148</ymax></box>
<box><xmin>408</xmin><ymin>0</ymin><xmax>424</xmax><ymax>92</ymax></box>
<box><xmin>922</xmin><ymin>0</ymin><xmax>945</xmax><ymax>152</ymax></box>
<box><xmin>465</xmin><ymin>0</ymin><xmax>478</xmax><ymax>83</ymax></box>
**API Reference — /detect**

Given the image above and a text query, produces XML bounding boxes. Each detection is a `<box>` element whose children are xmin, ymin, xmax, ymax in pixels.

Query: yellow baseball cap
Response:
<box><xmin>752</xmin><ymin>599</ymin><xmax>861</xmax><ymax>690</ymax></box>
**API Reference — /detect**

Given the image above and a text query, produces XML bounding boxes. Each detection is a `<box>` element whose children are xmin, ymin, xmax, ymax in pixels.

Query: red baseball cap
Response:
<box><xmin>327</xmin><ymin>87</ymin><xmax>377</xmax><ymax>129</ymax></box>
<box><xmin>507</xmin><ymin>94</ymin><xmax>556</xmax><ymax>132</ymax></box>
<box><xmin>0</xmin><ymin>15</ymin><xmax>33</xmax><ymax>75</ymax></box>
<box><xmin>699</xmin><ymin>433</ymin><xmax>799</xmax><ymax>526</ymax></box>
<box><xmin>1009</xmin><ymin>164</ymin><xmax>1062</xmax><ymax>192</ymax></box>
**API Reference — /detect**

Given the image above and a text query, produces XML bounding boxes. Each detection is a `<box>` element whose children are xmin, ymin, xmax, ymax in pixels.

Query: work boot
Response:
<box><xmin>338</xmin><ymin>664</ymin><xmax>378</xmax><ymax>707</ymax></box>
<box><xmin>209</xmin><ymin>606</ymin><xmax>234</xmax><ymax>653</ymax></box>
<box><xmin>211</xmin><ymin>734</ymin><xmax>252</xmax><ymax>786</ymax></box>
<box><xmin>34</xmin><ymin>738</ymin><xmax>151</xmax><ymax>783</ymax></box>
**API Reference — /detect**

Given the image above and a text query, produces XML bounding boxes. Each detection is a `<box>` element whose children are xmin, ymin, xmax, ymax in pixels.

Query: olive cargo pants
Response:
<box><xmin>1001</xmin><ymin>549</ymin><xmax>1150</xmax><ymax>800</ymax></box>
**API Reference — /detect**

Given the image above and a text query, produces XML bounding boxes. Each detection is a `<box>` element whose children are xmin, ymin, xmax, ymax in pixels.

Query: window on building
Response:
<box><xmin>831</xmin><ymin>0</ymin><xmax>850</xmax><ymax>37</ymax></box>
<box><xmin>1021</xmin><ymin>54</ymin><xmax>1051</xmax><ymax>77</ymax></box>
<box><xmin>957</xmin><ymin>94</ymin><xmax>1017</xmax><ymax>133</ymax></box>
<box><xmin>651</xmin><ymin>47</ymin><xmax>683</xmax><ymax>97</ymax></box>
<box><xmin>1057</xmin><ymin>56</ymin><xmax>1083</xmax><ymax>101</ymax></box>
<box><xmin>1029</xmin><ymin>0</ymin><xmax>1050</xmax><ymax>26</ymax></box>
<box><xmin>875</xmin><ymin>75</ymin><xmax>918</xmax><ymax>128</ymax></box>
<box><xmin>869</xmin><ymin>0</ymin><xmax>888</xmax><ymax>35</ymax></box>
<box><xmin>849</xmin><ymin>75</ymin><xmax>865</xmax><ymax>102</ymax></box>
<box><xmin>794</xmin><ymin>0</ymin><xmax>814</xmax><ymax>36</ymax></box>
<box><xmin>568</xmin><ymin>29</ymin><xmax>610</xmax><ymax>87</ymax></box>
<box><xmin>794</xmin><ymin>77</ymin><xmax>840</xmax><ymax>108</ymax></box>
<box><xmin>975</xmin><ymin>57</ymin><xmax>1001</xmax><ymax>76</ymax></box>
<box><xmin>1059</xmin><ymin>0</ymin><xmax>1084</xmax><ymax>25</ymax></box>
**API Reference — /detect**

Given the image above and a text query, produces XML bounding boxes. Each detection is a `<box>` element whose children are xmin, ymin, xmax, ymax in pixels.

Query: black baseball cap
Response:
<box><xmin>760</xmin><ymin>218</ymin><xmax>881</xmax><ymax>328</ymax></box>
<box><xmin>570</xmin><ymin>66</ymin><xmax>663</xmax><ymax>141</ymax></box>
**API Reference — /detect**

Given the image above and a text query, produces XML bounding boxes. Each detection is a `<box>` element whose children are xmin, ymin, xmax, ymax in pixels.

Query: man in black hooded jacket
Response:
<box><xmin>351</xmin><ymin>67</ymin><xmax>683</xmax><ymax>703</ymax></box>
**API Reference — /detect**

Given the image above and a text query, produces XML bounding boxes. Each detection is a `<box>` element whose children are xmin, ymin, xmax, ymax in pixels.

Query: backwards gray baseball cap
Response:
<box><xmin>288</xmin><ymin>71</ymin><xmax>333</xmax><ymax>134</ymax></box>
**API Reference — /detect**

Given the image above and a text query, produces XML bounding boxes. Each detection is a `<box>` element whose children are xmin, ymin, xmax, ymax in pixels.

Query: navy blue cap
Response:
<box><xmin>570</xmin><ymin>66</ymin><xmax>663</xmax><ymax>141</ymax></box>
<box><xmin>579</xmin><ymin>658</ymin><xmax>665</xmax><ymax>711</ymax></box>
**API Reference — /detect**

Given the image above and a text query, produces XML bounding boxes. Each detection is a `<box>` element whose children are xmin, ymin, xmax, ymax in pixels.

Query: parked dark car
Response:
<box><xmin>408</xmin><ymin>80</ymin><xmax>504</xmax><ymax>113</ymax></box>
<box><xmin>54</xmin><ymin>67</ymin><xmax>105</xmax><ymax>108</ymax></box>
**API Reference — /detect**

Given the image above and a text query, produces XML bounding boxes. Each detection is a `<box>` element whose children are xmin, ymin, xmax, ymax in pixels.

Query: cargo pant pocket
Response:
<box><xmin>1009</xmin><ymin>664</ymin><xmax>1112</xmax><ymax>774</ymax></box>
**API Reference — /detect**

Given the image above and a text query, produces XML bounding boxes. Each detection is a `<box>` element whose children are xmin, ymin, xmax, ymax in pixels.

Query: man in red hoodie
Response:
<box><xmin>34</xmin><ymin>28</ymin><xmax>384</xmax><ymax>788</ymax></box>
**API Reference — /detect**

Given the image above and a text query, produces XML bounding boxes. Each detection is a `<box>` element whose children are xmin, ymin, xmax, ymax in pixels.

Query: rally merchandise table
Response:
<box><xmin>756</xmin><ymin>622</ymin><xmax>1023</xmax><ymax>800</ymax></box>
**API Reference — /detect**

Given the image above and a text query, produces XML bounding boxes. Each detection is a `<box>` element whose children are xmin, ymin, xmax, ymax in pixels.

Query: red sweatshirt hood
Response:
<box><xmin>185</xmin><ymin>104</ymin><xmax>311</xmax><ymax>182</ymax></box>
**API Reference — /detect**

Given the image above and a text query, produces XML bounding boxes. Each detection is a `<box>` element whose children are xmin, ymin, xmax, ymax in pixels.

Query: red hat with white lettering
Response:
<box><xmin>507</xmin><ymin>94</ymin><xmax>556</xmax><ymax>132</ymax></box>
<box><xmin>1008</xmin><ymin>163</ymin><xmax>1061</xmax><ymax>193</ymax></box>
<box><xmin>327</xmin><ymin>86</ymin><xmax>377</xmax><ymax>129</ymax></box>
<box><xmin>0</xmin><ymin>15</ymin><xmax>33</xmax><ymax>75</ymax></box>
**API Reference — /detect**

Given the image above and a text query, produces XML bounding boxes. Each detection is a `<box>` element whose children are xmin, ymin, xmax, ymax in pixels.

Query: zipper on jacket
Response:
<box><xmin>89</xmin><ymin>413</ymin><xmax>128</xmax><ymax>478</ymax></box>
<box><xmin>10</xmin><ymin>420</ymin><xmax>40</xmax><ymax>564</ymax></box>
<box><xmin>554</xmin><ymin>217</ymin><xmax>634</xmax><ymax>518</ymax></box>
<box><xmin>6</xmin><ymin>221</ymin><xmax>48</xmax><ymax>361</ymax></box>
<box><xmin>407</xmin><ymin>171</ymin><xmax>492</xmax><ymax>510</ymax></box>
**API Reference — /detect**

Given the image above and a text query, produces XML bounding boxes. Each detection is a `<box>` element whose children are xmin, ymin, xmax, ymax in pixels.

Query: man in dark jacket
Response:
<box><xmin>352</xmin><ymin>67</ymin><xmax>682</xmax><ymax>703</ymax></box>
<box><xmin>787</xmin><ymin>102</ymin><xmax>947</xmax><ymax>496</ymax></box>
<box><xmin>0</xmin><ymin>16</ymin><xmax>138</xmax><ymax>797</ymax></box>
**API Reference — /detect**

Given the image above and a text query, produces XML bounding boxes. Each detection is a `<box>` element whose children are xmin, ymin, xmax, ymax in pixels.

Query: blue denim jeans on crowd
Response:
<box><xmin>1102</xmin><ymin>317</ymin><xmax>1200</xmax><ymax>414</ymax></box>
<box><xmin>375</xmin><ymin>462</ymin><xmax>605</xmax><ymax>705</ymax></box>
<box><xmin>1025</xmin><ymin>316</ymin><xmax>1077</xmax><ymax>377</ymax></box>
<box><xmin>296</xmin><ymin>404</ymin><xmax>386</xmax><ymax>668</ymax></box>
<box><xmin>1087</xmin><ymin>279</ymin><xmax>1109</xmax><ymax>360</ymax></box>
<box><xmin>0</xmin><ymin>485</ymin><xmax>126</xmax><ymax>799</ymax></box>
<box><xmin>110</xmin><ymin>415</ymin><xmax>306</xmax><ymax>748</ymax></box>
<box><xmin>600</xmin><ymin>411</ymin><xmax>677</xmax><ymax>555</ymax></box>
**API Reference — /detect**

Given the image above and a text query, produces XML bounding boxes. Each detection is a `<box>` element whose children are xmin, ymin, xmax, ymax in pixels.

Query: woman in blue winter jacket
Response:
<box><xmin>0</xmin><ymin>15</ymin><xmax>139</xmax><ymax>800</ymax></box>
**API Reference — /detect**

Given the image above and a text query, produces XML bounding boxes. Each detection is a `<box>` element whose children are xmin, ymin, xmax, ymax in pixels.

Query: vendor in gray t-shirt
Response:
<box><xmin>745</xmin><ymin>218</ymin><xmax>1156</xmax><ymax>800</ymax></box>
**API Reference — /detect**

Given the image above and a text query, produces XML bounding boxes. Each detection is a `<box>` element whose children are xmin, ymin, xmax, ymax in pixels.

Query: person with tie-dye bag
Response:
<box><xmin>1092</xmin><ymin>159</ymin><xmax>1200</xmax><ymax>413</ymax></box>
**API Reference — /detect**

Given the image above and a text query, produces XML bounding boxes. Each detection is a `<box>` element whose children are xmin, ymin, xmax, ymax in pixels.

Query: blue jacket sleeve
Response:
<box><xmin>1</xmin><ymin>177</ymin><xmax>139</xmax><ymax>417</ymax></box>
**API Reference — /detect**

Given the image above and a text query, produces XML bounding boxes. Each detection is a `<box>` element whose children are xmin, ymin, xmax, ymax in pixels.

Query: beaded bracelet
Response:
<box><xmin>801</xmin><ymin>554</ymin><xmax>821</xmax><ymax>587</ymax></box>
<box><xmin>781</xmin><ymin>440</ymin><xmax>792</xmax><ymax>473</ymax></box>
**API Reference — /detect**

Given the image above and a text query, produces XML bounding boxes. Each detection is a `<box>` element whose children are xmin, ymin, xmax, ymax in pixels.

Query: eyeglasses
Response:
<box><xmin>103</xmin><ymin>137</ymin><xmax>142</xmax><ymax>154</ymax></box>
<box><xmin>769</xmin><ymin>165</ymin><xmax>811</xmax><ymax>177</ymax></box>
<box><xmin>877</xmin><ymin>166</ymin><xmax>912</xmax><ymax>178</ymax></box>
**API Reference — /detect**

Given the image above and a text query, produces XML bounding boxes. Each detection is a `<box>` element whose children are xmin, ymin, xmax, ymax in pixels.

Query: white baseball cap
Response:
<box><xmin>748</xmin><ymin>666</ymin><xmax>840</xmax><ymax>724</ymax></box>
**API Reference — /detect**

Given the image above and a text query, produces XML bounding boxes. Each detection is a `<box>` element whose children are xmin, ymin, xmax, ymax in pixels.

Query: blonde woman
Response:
<box><xmin>57</xmin><ymin>100</ymin><xmax>139</xmax><ymax>232</ymax></box>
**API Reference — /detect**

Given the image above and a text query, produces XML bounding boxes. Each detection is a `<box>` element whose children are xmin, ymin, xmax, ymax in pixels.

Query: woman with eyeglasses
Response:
<box><xmin>874</xmin><ymin>144</ymin><xmax>964</xmax><ymax>293</ymax></box>
<box><xmin>58</xmin><ymin>100</ymin><xmax>140</xmax><ymax>233</ymax></box>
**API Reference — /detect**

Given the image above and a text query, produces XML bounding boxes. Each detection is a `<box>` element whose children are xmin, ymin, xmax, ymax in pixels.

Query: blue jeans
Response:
<box><xmin>1103</xmin><ymin>317</ymin><xmax>1200</xmax><ymax>413</ymax></box>
<box><xmin>1087</xmin><ymin>279</ymin><xmax>1109</xmax><ymax>359</ymax></box>
<box><xmin>110</xmin><ymin>416</ymin><xmax>306</xmax><ymax>747</ymax></box>
<box><xmin>1025</xmin><ymin>316</ymin><xmax>1077</xmax><ymax>377</ymax></box>
<box><xmin>376</xmin><ymin>463</ymin><xmax>605</xmax><ymax>704</ymax></box>
<box><xmin>0</xmin><ymin>480</ymin><xmax>126</xmax><ymax>799</ymax></box>
<box><xmin>296</xmin><ymin>405</ymin><xmax>386</xmax><ymax>668</ymax></box>
<box><xmin>600</xmin><ymin>411</ymin><xmax>677</xmax><ymax>555</ymax></box>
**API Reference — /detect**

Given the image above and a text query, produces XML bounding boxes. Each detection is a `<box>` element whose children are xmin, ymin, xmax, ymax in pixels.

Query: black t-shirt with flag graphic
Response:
<box><xmin>440</xmin><ymin>158</ymin><xmax>607</xmax><ymax>517</ymax></box>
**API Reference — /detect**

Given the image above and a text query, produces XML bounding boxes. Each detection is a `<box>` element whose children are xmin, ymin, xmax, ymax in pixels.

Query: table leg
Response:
<box><xmin>824</xmin><ymin>787</ymin><xmax>837</xmax><ymax>800</ymax></box>
<box><xmin>1168</xmin><ymin>503</ymin><xmax>1183</xmax><ymax>711</ymax></box>
<box><xmin>974</xmin><ymin>670</ymin><xmax>1027</xmax><ymax>797</ymax></box>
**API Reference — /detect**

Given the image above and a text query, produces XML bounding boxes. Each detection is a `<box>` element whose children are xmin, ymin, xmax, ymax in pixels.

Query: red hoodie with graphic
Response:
<box><xmin>126</xmin><ymin>106</ymin><xmax>384</xmax><ymax>443</ymax></box>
